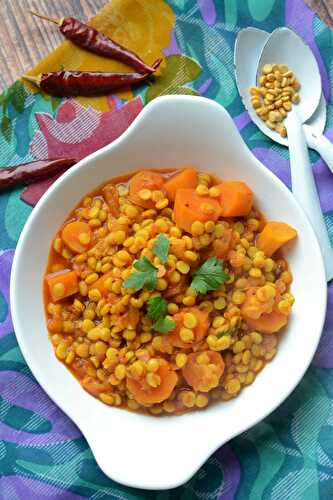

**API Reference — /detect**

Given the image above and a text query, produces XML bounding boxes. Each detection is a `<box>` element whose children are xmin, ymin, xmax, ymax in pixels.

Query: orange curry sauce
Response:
<box><xmin>44</xmin><ymin>168</ymin><xmax>296</xmax><ymax>415</ymax></box>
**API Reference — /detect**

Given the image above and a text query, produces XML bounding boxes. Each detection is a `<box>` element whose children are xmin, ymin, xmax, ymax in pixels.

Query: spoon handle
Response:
<box><xmin>303</xmin><ymin>125</ymin><xmax>333</xmax><ymax>176</ymax></box>
<box><xmin>286</xmin><ymin>111</ymin><xmax>333</xmax><ymax>282</ymax></box>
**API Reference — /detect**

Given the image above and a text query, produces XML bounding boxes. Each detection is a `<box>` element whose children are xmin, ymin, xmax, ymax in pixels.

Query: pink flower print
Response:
<box><xmin>22</xmin><ymin>97</ymin><xmax>143</xmax><ymax>206</ymax></box>
<box><xmin>30</xmin><ymin>97</ymin><xmax>143</xmax><ymax>161</ymax></box>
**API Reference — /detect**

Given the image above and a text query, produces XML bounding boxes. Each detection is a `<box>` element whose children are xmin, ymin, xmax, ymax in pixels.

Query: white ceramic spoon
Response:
<box><xmin>257</xmin><ymin>27</ymin><xmax>333</xmax><ymax>281</ymax></box>
<box><xmin>235</xmin><ymin>27</ymin><xmax>333</xmax><ymax>167</ymax></box>
<box><xmin>235</xmin><ymin>27</ymin><xmax>333</xmax><ymax>281</ymax></box>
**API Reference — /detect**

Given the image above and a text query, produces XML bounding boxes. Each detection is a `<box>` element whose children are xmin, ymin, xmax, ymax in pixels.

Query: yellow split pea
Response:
<box><xmin>44</xmin><ymin>167</ymin><xmax>295</xmax><ymax>417</ymax></box>
<box><xmin>250</xmin><ymin>63</ymin><xmax>301</xmax><ymax>137</ymax></box>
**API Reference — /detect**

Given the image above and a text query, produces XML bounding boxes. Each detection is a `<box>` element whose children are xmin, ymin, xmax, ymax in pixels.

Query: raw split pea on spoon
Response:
<box><xmin>250</xmin><ymin>63</ymin><xmax>301</xmax><ymax>137</ymax></box>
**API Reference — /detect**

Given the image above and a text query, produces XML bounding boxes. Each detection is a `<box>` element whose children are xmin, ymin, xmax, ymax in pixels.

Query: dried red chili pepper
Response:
<box><xmin>23</xmin><ymin>64</ymin><xmax>160</xmax><ymax>97</ymax></box>
<box><xmin>0</xmin><ymin>158</ymin><xmax>77</xmax><ymax>191</ymax></box>
<box><xmin>30</xmin><ymin>11</ymin><xmax>161</xmax><ymax>75</ymax></box>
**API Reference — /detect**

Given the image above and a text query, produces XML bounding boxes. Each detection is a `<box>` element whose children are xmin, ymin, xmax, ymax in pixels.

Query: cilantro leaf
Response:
<box><xmin>133</xmin><ymin>256</ymin><xmax>156</xmax><ymax>272</ymax></box>
<box><xmin>153</xmin><ymin>234</ymin><xmax>170</xmax><ymax>263</ymax></box>
<box><xmin>123</xmin><ymin>257</ymin><xmax>157</xmax><ymax>291</ymax></box>
<box><xmin>147</xmin><ymin>296</ymin><xmax>173</xmax><ymax>333</ymax></box>
<box><xmin>190</xmin><ymin>257</ymin><xmax>229</xmax><ymax>294</ymax></box>
<box><xmin>153</xmin><ymin>317</ymin><xmax>176</xmax><ymax>333</ymax></box>
<box><xmin>147</xmin><ymin>296</ymin><xmax>168</xmax><ymax>322</ymax></box>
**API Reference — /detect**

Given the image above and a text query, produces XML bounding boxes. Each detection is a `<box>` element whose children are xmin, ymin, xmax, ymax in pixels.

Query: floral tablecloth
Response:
<box><xmin>1</xmin><ymin>0</ymin><xmax>333</xmax><ymax>498</ymax></box>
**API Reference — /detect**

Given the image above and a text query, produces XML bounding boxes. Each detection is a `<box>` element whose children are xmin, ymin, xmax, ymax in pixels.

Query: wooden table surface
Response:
<box><xmin>0</xmin><ymin>0</ymin><xmax>332</xmax><ymax>92</ymax></box>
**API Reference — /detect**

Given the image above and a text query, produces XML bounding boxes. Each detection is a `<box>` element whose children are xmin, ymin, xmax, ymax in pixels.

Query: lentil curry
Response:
<box><xmin>44</xmin><ymin>167</ymin><xmax>297</xmax><ymax>415</ymax></box>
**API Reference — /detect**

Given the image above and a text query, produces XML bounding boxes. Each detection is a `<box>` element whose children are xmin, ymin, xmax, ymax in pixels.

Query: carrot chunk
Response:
<box><xmin>164</xmin><ymin>167</ymin><xmax>198</xmax><ymax>202</ymax></box>
<box><xmin>46</xmin><ymin>270</ymin><xmax>79</xmax><ymax>302</ymax></box>
<box><xmin>217</xmin><ymin>181</ymin><xmax>253</xmax><ymax>217</ymax></box>
<box><xmin>127</xmin><ymin>360</ymin><xmax>177</xmax><ymax>405</ymax></box>
<box><xmin>182</xmin><ymin>351</ymin><xmax>225</xmax><ymax>392</ymax></box>
<box><xmin>128</xmin><ymin>170</ymin><xmax>165</xmax><ymax>208</ymax></box>
<box><xmin>173</xmin><ymin>188</ymin><xmax>221</xmax><ymax>232</ymax></box>
<box><xmin>241</xmin><ymin>287</ymin><xmax>274</xmax><ymax>320</ymax></box>
<box><xmin>241</xmin><ymin>287</ymin><xmax>289</xmax><ymax>334</ymax></box>
<box><xmin>90</xmin><ymin>271</ymin><xmax>113</xmax><ymax>297</ymax></box>
<box><xmin>256</xmin><ymin>221</ymin><xmax>297</xmax><ymax>257</ymax></box>
<box><xmin>243</xmin><ymin>310</ymin><xmax>288</xmax><ymax>334</ymax></box>
<box><xmin>169</xmin><ymin>307</ymin><xmax>209</xmax><ymax>347</ymax></box>
<box><xmin>61</xmin><ymin>221</ymin><xmax>92</xmax><ymax>253</ymax></box>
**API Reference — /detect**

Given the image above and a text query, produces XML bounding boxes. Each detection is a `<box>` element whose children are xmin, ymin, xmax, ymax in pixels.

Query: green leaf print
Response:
<box><xmin>0</xmin><ymin>1</ymin><xmax>333</xmax><ymax>498</ymax></box>
<box><xmin>0</xmin><ymin>289</ymin><xmax>7</xmax><ymax>323</ymax></box>
<box><xmin>0</xmin><ymin>397</ymin><xmax>51</xmax><ymax>434</ymax></box>
<box><xmin>146</xmin><ymin>54</ymin><xmax>201</xmax><ymax>102</ymax></box>
<box><xmin>1</xmin><ymin>116</ymin><xmax>12</xmax><ymax>143</ymax></box>
<box><xmin>5</xmin><ymin>188</ymin><xmax>32</xmax><ymax>242</ymax></box>
<box><xmin>175</xmin><ymin>16</ymin><xmax>237</xmax><ymax>107</ymax></box>
<box><xmin>8</xmin><ymin>81</ymin><xmax>28</xmax><ymax>113</ymax></box>
<box><xmin>224</xmin><ymin>0</ymin><xmax>238</xmax><ymax>27</ymax></box>
<box><xmin>248</xmin><ymin>0</ymin><xmax>275</xmax><ymax>21</ymax></box>
<box><xmin>167</xmin><ymin>85</ymin><xmax>198</xmax><ymax>96</ymax></box>
<box><xmin>51</xmin><ymin>96</ymin><xmax>62</xmax><ymax>112</ymax></box>
<box><xmin>247</xmin><ymin>422</ymin><xmax>285</xmax><ymax>500</ymax></box>
<box><xmin>0</xmin><ymin>81</ymin><xmax>28</xmax><ymax>117</ymax></box>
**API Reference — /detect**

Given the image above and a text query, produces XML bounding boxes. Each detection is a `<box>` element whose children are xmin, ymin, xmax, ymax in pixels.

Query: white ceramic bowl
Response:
<box><xmin>11</xmin><ymin>96</ymin><xmax>326</xmax><ymax>490</ymax></box>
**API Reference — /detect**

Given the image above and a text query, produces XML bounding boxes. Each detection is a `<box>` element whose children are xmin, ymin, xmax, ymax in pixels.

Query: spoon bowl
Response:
<box><xmin>257</xmin><ymin>27</ymin><xmax>321</xmax><ymax>123</ymax></box>
<box><xmin>234</xmin><ymin>27</ymin><xmax>326</xmax><ymax>147</ymax></box>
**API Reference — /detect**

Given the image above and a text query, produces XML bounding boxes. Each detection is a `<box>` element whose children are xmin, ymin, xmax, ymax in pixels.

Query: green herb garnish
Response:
<box><xmin>123</xmin><ymin>257</ymin><xmax>157</xmax><ymax>291</ymax></box>
<box><xmin>153</xmin><ymin>316</ymin><xmax>176</xmax><ymax>333</ymax></box>
<box><xmin>153</xmin><ymin>233</ymin><xmax>169</xmax><ymax>263</ymax></box>
<box><xmin>190</xmin><ymin>257</ymin><xmax>229</xmax><ymax>294</ymax></box>
<box><xmin>147</xmin><ymin>296</ymin><xmax>168</xmax><ymax>322</ymax></box>
<box><xmin>147</xmin><ymin>296</ymin><xmax>175</xmax><ymax>333</ymax></box>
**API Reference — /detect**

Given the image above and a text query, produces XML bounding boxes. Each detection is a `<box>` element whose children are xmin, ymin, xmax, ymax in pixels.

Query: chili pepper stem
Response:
<box><xmin>28</xmin><ymin>10</ymin><xmax>62</xmax><ymax>26</ymax></box>
<box><xmin>22</xmin><ymin>74</ymin><xmax>42</xmax><ymax>87</ymax></box>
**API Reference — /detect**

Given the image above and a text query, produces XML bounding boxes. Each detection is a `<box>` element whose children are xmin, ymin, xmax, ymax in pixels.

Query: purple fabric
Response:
<box><xmin>0</xmin><ymin>476</ymin><xmax>84</xmax><ymax>500</ymax></box>
<box><xmin>313</xmin><ymin>283</ymin><xmax>333</xmax><ymax>368</ymax></box>
<box><xmin>217</xmin><ymin>445</ymin><xmax>241</xmax><ymax>500</ymax></box>
<box><xmin>0</xmin><ymin>371</ymin><xmax>81</xmax><ymax>444</ymax></box>
<box><xmin>198</xmin><ymin>0</ymin><xmax>217</xmax><ymax>26</ymax></box>
<box><xmin>252</xmin><ymin>147</ymin><xmax>333</xmax><ymax>214</ymax></box>
<box><xmin>2</xmin><ymin>1</ymin><xmax>333</xmax><ymax>498</ymax></box>
<box><xmin>252</xmin><ymin>147</ymin><xmax>291</xmax><ymax>186</ymax></box>
<box><xmin>234</xmin><ymin>111</ymin><xmax>252</xmax><ymax>130</ymax></box>
<box><xmin>164</xmin><ymin>29</ymin><xmax>181</xmax><ymax>56</ymax></box>
<box><xmin>198</xmin><ymin>78</ymin><xmax>213</xmax><ymax>94</ymax></box>
<box><xmin>0</xmin><ymin>250</ymin><xmax>14</xmax><ymax>338</ymax></box>
<box><xmin>286</xmin><ymin>0</ymin><xmax>331</xmax><ymax>101</ymax></box>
